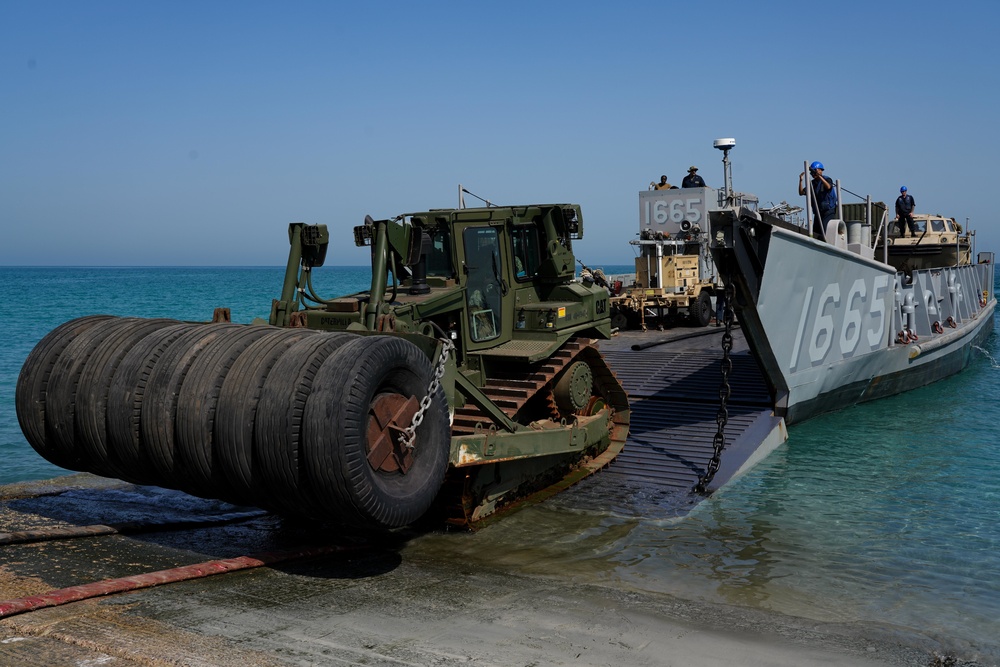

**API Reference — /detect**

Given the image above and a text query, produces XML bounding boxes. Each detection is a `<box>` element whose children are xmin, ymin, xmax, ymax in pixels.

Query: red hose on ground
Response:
<box><xmin>0</xmin><ymin>543</ymin><xmax>367</xmax><ymax>619</ymax></box>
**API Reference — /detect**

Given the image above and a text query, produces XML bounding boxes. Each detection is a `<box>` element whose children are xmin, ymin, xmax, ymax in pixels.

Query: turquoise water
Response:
<box><xmin>2</xmin><ymin>265</ymin><xmax>998</xmax><ymax>660</ymax></box>
<box><xmin>0</xmin><ymin>266</ymin><xmax>373</xmax><ymax>483</ymax></box>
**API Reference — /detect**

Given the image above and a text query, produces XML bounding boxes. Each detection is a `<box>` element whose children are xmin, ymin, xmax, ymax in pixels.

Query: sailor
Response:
<box><xmin>798</xmin><ymin>161</ymin><xmax>837</xmax><ymax>240</ymax></box>
<box><xmin>653</xmin><ymin>175</ymin><xmax>677</xmax><ymax>190</ymax></box>
<box><xmin>714</xmin><ymin>289</ymin><xmax>727</xmax><ymax>327</ymax></box>
<box><xmin>895</xmin><ymin>186</ymin><xmax>916</xmax><ymax>237</ymax></box>
<box><xmin>682</xmin><ymin>166</ymin><xmax>707</xmax><ymax>188</ymax></box>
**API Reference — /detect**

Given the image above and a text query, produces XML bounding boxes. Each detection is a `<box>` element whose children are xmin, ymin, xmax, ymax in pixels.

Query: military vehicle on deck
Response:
<box><xmin>16</xmin><ymin>204</ymin><xmax>629</xmax><ymax>531</ymax></box>
<box><xmin>876</xmin><ymin>212</ymin><xmax>973</xmax><ymax>271</ymax></box>
<box><xmin>610</xmin><ymin>186</ymin><xmax>757</xmax><ymax>330</ymax></box>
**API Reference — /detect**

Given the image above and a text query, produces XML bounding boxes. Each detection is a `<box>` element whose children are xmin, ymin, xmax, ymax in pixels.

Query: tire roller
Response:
<box><xmin>17</xmin><ymin>203</ymin><xmax>630</xmax><ymax>530</ymax></box>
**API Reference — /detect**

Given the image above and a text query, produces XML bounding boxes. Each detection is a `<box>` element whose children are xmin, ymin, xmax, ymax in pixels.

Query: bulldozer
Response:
<box><xmin>16</xmin><ymin>204</ymin><xmax>629</xmax><ymax>531</ymax></box>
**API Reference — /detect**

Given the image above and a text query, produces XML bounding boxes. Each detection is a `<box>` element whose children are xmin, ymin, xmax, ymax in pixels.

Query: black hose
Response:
<box><xmin>630</xmin><ymin>324</ymin><xmax>738</xmax><ymax>351</ymax></box>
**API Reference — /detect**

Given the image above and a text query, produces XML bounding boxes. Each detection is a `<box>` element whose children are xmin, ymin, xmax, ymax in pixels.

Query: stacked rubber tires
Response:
<box><xmin>16</xmin><ymin>316</ymin><xmax>450</xmax><ymax>529</ymax></box>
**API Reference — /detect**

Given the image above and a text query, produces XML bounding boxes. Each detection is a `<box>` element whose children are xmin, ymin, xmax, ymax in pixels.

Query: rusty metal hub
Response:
<box><xmin>365</xmin><ymin>393</ymin><xmax>419</xmax><ymax>474</ymax></box>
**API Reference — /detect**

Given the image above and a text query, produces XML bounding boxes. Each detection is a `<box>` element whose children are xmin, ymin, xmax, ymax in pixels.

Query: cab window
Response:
<box><xmin>463</xmin><ymin>227</ymin><xmax>503</xmax><ymax>341</ymax></box>
<box><xmin>425</xmin><ymin>228</ymin><xmax>453</xmax><ymax>277</ymax></box>
<box><xmin>511</xmin><ymin>225</ymin><xmax>541</xmax><ymax>281</ymax></box>
<box><xmin>930</xmin><ymin>219</ymin><xmax>946</xmax><ymax>232</ymax></box>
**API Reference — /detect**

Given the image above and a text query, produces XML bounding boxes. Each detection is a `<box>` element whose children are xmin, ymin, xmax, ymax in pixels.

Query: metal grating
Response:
<box><xmin>602</xmin><ymin>349</ymin><xmax>772</xmax><ymax>406</ymax></box>
<box><xmin>479</xmin><ymin>338</ymin><xmax>554</xmax><ymax>359</ymax></box>
<box><xmin>601</xmin><ymin>348</ymin><xmax>775</xmax><ymax>492</ymax></box>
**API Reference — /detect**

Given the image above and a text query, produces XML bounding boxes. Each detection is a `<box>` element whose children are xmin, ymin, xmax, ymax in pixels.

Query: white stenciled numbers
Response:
<box><xmin>646</xmin><ymin>197</ymin><xmax>703</xmax><ymax>226</ymax></box>
<box><xmin>867</xmin><ymin>275</ymin><xmax>889</xmax><ymax>347</ymax></box>
<box><xmin>839</xmin><ymin>279</ymin><xmax>865</xmax><ymax>356</ymax></box>
<box><xmin>790</xmin><ymin>274</ymin><xmax>890</xmax><ymax>370</ymax></box>
<box><xmin>808</xmin><ymin>283</ymin><xmax>839</xmax><ymax>363</ymax></box>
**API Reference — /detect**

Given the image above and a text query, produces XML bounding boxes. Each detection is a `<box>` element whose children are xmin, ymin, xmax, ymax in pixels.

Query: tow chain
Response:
<box><xmin>400</xmin><ymin>339</ymin><xmax>454</xmax><ymax>450</ymax></box>
<box><xmin>695</xmin><ymin>278</ymin><xmax>735</xmax><ymax>494</ymax></box>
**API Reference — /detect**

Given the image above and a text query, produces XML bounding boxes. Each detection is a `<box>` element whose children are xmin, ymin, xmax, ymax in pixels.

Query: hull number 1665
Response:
<box><xmin>788</xmin><ymin>275</ymin><xmax>890</xmax><ymax>370</ymax></box>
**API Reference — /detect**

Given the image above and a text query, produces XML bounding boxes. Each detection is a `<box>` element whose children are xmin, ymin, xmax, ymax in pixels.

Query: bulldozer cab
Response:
<box><xmin>452</xmin><ymin>205</ymin><xmax>585</xmax><ymax>351</ymax></box>
<box><xmin>274</xmin><ymin>203</ymin><xmax>608</xmax><ymax>364</ymax></box>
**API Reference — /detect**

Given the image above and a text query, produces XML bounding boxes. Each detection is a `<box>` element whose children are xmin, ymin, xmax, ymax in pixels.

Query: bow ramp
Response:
<box><xmin>568</xmin><ymin>329</ymin><xmax>786</xmax><ymax>516</ymax></box>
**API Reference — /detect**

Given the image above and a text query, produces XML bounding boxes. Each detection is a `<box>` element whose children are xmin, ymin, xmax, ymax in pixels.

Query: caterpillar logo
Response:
<box><xmin>319</xmin><ymin>316</ymin><xmax>354</xmax><ymax>327</ymax></box>
<box><xmin>596</xmin><ymin>298</ymin><xmax>607</xmax><ymax>315</ymax></box>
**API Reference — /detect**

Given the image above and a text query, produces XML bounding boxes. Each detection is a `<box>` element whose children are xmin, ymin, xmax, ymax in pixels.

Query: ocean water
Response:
<box><xmin>2</xmin><ymin>265</ymin><xmax>998</xmax><ymax>660</ymax></box>
<box><xmin>0</xmin><ymin>266</ymin><xmax>373</xmax><ymax>483</ymax></box>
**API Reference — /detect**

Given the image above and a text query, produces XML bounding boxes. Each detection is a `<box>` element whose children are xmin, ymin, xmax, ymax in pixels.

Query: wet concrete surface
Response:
<box><xmin>0</xmin><ymin>473</ymin><xmax>953</xmax><ymax>667</ymax></box>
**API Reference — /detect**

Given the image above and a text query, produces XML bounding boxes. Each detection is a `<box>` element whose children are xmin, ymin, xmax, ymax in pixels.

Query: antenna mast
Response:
<box><xmin>713</xmin><ymin>138</ymin><xmax>736</xmax><ymax>202</ymax></box>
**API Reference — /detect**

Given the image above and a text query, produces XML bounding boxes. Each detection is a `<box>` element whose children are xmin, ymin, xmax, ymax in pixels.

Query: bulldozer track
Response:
<box><xmin>441</xmin><ymin>337</ymin><xmax>630</xmax><ymax>529</ymax></box>
<box><xmin>452</xmin><ymin>339</ymin><xmax>614</xmax><ymax>430</ymax></box>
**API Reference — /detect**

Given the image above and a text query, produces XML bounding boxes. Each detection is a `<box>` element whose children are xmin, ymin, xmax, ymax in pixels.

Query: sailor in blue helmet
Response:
<box><xmin>798</xmin><ymin>161</ymin><xmax>838</xmax><ymax>240</ymax></box>
<box><xmin>895</xmin><ymin>186</ymin><xmax>916</xmax><ymax>237</ymax></box>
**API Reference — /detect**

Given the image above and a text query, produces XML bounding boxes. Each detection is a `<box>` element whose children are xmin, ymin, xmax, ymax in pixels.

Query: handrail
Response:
<box><xmin>880</xmin><ymin>209</ymin><xmax>889</xmax><ymax>264</ymax></box>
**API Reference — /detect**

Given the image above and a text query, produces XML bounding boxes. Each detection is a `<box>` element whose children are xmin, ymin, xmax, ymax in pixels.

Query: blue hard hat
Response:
<box><xmin>900</xmin><ymin>186</ymin><xmax>907</xmax><ymax>192</ymax></box>
<box><xmin>810</xmin><ymin>161</ymin><xmax>824</xmax><ymax>171</ymax></box>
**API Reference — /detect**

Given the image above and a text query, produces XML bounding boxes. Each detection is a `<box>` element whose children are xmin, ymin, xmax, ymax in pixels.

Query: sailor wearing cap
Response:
<box><xmin>798</xmin><ymin>161</ymin><xmax>837</xmax><ymax>239</ymax></box>
<box><xmin>895</xmin><ymin>186</ymin><xmax>916</xmax><ymax>237</ymax></box>
<box><xmin>681</xmin><ymin>166</ymin><xmax>707</xmax><ymax>188</ymax></box>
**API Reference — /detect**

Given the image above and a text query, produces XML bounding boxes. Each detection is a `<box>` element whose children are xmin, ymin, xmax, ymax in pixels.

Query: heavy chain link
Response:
<box><xmin>400</xmin><ymin>339</ymin><xmax>454</xmax><ymax>450</ymax></box>
<box><xmin>696</xmin><ymin>278</ymin><xmax>735</xmax><ymax>494</ymax></box>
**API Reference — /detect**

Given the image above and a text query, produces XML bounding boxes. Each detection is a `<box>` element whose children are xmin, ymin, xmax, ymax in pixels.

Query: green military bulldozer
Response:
<box><xmin>17</xmin><ymin>204</ymin><xmax>629</xmax><ymax>530</ymax></box>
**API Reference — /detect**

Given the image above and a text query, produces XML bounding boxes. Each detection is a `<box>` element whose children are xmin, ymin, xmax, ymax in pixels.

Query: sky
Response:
<box><xmin>3</xmin><ymin>0</ymin><xmax>999</xmax><ymax>266</ymax></box>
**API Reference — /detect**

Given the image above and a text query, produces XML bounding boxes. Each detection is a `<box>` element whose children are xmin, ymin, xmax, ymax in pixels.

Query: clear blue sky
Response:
<box><xmin>3</xmin><ymin>1</ymin><xmax>998</xmax><ymax>266</ymax></box>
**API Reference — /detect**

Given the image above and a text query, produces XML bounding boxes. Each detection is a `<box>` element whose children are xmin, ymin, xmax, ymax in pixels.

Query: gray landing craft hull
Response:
<box><xmin>711</xmin><ymin>210</ymin><xmax>995</xmax><ymax>425</ymax></box>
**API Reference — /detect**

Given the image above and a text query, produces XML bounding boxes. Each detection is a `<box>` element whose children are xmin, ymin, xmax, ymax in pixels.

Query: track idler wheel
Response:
<box><xmin>553</xmin><ymin>360</ymin><xmax>594</xmax><ymax>414</ymax></box>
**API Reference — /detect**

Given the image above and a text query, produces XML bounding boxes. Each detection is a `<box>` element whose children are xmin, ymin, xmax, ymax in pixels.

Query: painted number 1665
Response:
<box><xmin>646</xmin><ymin>197</ymin><xmax>703</xmax><ymax>225</ymax></box>
<box><xmin>789</xmin><ymin>275</ymin><xmax>890</xmax><ymax>370</ymax></box>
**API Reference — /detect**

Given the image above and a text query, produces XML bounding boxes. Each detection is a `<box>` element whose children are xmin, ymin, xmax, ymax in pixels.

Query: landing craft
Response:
<box><xmin>709</xmin><ymin>152</ymin><xmax>995</xmax><ymax>424</ymax></box>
